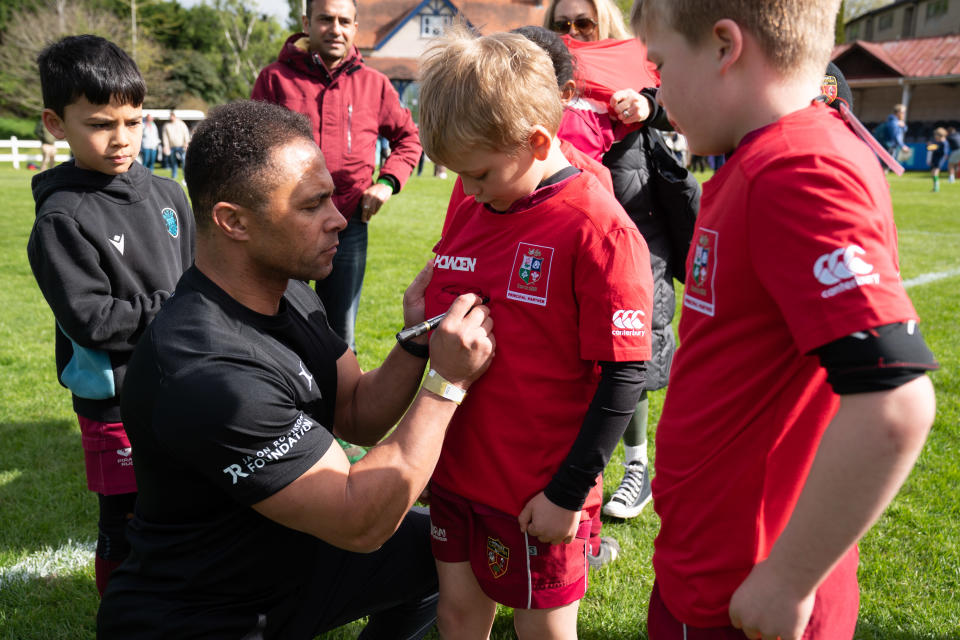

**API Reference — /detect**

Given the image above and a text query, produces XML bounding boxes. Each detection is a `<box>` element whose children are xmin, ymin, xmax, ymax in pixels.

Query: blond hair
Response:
<box><xmin>632</xmin><ymin>0</ymin><xmax>841</xmax><ymax>77</ymax></box>
<box><xmin>543</xmin><ymin>0</ymin><xmax>630</xmax><ymax>40</ymax></box>
<box><xmin>418</xmin><ymin>27</ymin><xmax>564</xmax><ymax>166</ymax></box>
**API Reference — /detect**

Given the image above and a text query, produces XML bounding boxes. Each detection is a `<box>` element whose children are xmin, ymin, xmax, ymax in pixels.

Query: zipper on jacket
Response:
<box><xmin>347</xmin><ymin>104</ymin><xmax>353</xmax><ymax>154</ymax></box>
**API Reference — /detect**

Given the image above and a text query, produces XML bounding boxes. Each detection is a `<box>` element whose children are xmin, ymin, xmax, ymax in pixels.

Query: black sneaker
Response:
<box><xmin>602</xmin><ymin>462</ymin><xmax>651</xmax><ymax>519</ymax></box>
<box><xmin>587</xmin><ymin>536</ymin><xmax>620</xmax><ymax>570</ymax></box>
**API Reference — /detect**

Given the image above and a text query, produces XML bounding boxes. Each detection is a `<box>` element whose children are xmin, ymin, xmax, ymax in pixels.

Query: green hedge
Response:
<box><xmin>0</xmin><ymin>115</ymin><xmax>39</xmax><ymax>139</ymax></box>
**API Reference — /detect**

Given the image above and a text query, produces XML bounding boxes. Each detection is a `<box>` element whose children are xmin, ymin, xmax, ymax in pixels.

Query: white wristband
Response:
<box><xmin>422</xmin><ymin>369</ymin><xmax>467</xmax><ymax>404</ymax></box>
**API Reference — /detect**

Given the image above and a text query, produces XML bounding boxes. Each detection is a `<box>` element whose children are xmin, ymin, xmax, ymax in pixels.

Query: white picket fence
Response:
<box><xmin>0</xmin><ymin>137</ymin><xmax>72</xmax><ymax>169</ymax></box>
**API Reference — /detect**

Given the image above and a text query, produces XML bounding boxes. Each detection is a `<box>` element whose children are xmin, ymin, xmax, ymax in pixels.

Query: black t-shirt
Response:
<box><xmin>98</xmin><ymin>266</ymin><xmax>349</xmax><ymax>639</ymax></box>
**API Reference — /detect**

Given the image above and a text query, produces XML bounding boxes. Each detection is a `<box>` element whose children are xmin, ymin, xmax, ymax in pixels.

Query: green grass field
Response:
<box><xmin>0</xmin><ymin>165</ymin><xmax>957</xmax><ymax>639</ymax></box>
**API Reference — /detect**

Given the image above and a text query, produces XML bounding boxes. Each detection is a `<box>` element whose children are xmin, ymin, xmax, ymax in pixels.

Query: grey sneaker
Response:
<box><xmin>587</xmin><ymin>536</ymin><xmax>620</xmax><ymax>570</ymax></box>
<box><xmin>602</xmin><ymin>462</ymin><xmax>652</xmax><ymax>519</ymax></box>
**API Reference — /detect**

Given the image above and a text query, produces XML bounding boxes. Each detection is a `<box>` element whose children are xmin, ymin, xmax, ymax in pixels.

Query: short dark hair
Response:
<box><xmin>304</xmin><ymin>0</ymin><xmax>358</xmax><ymax>21</ymax></box>
<box><xmin>511</xmin><ymin>25</ymin><xmax>575</xmax><ymax>88</ymax></box>
<box><xmin>185</xmin><ymin>100</ymin><xmax>315</xmax><ymax>229</ymax></box>
<box><xmin>37</xmin><ymin>35</ymin><xmax>145</xmax><ymax>118</ymax></box>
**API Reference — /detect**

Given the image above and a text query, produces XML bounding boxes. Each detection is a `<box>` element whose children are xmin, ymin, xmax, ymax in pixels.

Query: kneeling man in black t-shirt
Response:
<box><xmin>97</xmin><ymin>100</ymin><xmax>495</xmax><ymax>640</ymax></box>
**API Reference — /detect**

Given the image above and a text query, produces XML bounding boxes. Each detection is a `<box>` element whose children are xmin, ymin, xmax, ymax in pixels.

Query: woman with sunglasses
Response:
<box><xmin>543</xmin><ymin>0</ymin><xmax>655</xmax><ymax>158</ymax></box>
<box><xmin>545</xmin><ymin>0</ymin><xmax>627</xmax><ymax>41</ymax></box>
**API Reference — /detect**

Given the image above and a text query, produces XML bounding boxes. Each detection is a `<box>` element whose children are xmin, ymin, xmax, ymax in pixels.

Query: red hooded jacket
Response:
<box><xmin>252</xmin><ymin>34</ymin><xmax>422</xmax><ymax>220</ymax></box>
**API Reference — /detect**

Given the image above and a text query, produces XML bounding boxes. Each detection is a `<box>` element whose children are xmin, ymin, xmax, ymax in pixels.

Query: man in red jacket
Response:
<box><xmin>252</xmin><ymin>0</ymin><xmax>422</xmax><ymax>352</ymax></box>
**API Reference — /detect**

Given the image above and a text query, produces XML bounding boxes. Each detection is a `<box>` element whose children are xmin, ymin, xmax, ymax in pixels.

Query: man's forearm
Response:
<box><xmin>340</xmin><ymin>343</ymin><xmax>428</xmax><ymax>445</ymax></box>
<box><xmin>339</xmin><ymin>388</ymin><xmax>457</xmax><ymax>549</ymax></box>
<box><xmin>256</xmin><ymin>387</ymin><xmax>460</xmax><ymax>553</ymax></box>
<box><xmin>254</xmin><ymin>292</ymin><xmax>493</xmax><ymax>553</ymax></box>
<box><xmin>764</xmin><ymin>376</ymin><xmax>935</xmax><ymax>593</ymax></box>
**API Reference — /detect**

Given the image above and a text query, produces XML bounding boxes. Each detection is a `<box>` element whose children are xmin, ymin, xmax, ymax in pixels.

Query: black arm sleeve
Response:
<box><xmin>814</xmin><ymin>321</ymin><xmax>938</xmax><ymax>395</ymax></box>
<box><xmin>543</xmin><ymin>361</ymin><xmax>646</xmax><ymax>511</ymax></box>
<box><xmin>641</xmin><ymin>87</ymin><xmax>672</xmax><ymax>131</ymax></box>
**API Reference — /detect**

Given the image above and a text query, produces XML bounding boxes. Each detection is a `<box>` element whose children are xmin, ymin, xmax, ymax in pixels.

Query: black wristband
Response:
<box><xmin>397</xmin><ymin>336</ymin><xmax>429</xmax><ymax>358</ymax></box>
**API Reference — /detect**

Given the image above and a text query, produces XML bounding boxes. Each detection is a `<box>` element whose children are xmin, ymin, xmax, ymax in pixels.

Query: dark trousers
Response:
<box><xmin>272</xmin><ymin>508</ymin><xmax>439</xmax><ymax>640</ymax></box>
<box><xmin>315</xmin><ymin>214</ymin><xmax>367</xmax><ymax>352</ymax></box>
<box><xmin>98</xmin><ymin>508</ymin><xmax>437</xmax><ymax>640</ymax></box>
<box><xmin>169</xmin><ymin>147</ymin><xmax>185</xmax><ymax>180</ymax></box>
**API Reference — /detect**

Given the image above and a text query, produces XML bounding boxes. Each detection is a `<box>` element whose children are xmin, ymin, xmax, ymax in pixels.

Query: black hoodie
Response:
<box><xmin>28</xmin><ymin>160</ymin><xmax>195</xmax><ymax>422</ymax></box>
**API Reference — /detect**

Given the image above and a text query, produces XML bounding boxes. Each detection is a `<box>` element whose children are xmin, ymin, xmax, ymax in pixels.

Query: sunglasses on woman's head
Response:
<box><xmin>549</xmin><ymin>17</ymin><xmax>598</xmax><ymax>35</ymax></box>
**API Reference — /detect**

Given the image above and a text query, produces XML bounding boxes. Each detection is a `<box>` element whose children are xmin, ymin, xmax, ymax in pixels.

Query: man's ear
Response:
<box><xmin>41</xmin><ymin>108</ymin><xmax>66</xmax><ymax>140</ymax></box>
<box><xmin>560</xmin><ymin>79</ymin><xmax>577</xmax><ymax>104</ymax></box>
<box><xmin>211</xmin><ymin>202</ymin><xmax>250</xmax><ymax>241</ymax></box>
<box><xmin>712</xmin><ymin>18</ymin><xmax>744</xmax><ymax>74</ymax></box>
<box><xmin>301</xmin><ymin>13</ymin><xmax>309</xmax><ymax>32</ymax></box>
<box><xmin>529</xmin><ymin>126</ymin><xmax>552</xmax><ymax>161</ymax></box>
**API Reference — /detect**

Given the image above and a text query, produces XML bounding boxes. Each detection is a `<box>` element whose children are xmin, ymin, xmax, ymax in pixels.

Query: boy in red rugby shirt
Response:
<box><xmin>417</xmin><ymin>28</ymin><xmax>653</xmax><ymax>639</ymax></box>
<box><xmin>633</xmin><ymin>1</ymin><xmax>938</xmax><ymax>639</ymax></box>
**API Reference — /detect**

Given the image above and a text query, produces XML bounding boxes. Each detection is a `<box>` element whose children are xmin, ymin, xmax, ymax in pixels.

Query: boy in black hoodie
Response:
<box><xmin>27</xmin><ymin>35</ymin><xmax>195</xmax><ymax>596</ymax></box>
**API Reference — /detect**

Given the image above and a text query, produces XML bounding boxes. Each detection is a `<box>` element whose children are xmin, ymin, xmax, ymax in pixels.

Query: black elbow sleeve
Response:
<box><xmin>814</xmin><ymin>321</ymin><xmax>938</xmax><ymax>395</ymax></box>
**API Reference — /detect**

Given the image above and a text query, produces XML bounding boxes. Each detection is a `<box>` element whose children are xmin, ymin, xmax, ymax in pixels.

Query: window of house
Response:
<box><xmin>847</xmin><ymin>22</ymin><xmax>861</xmax><ymax>40</ymax></box>
<box><xmin>878</xmin><ymin>11</ymin><xmax>894</xmax><ymax>30</ymax></box>
<box><xmin>926</xmin><ymin>0</ymin><xmax>948</xmax><ymax>20</ymax></box>
<box><xmin>420</xmin><ymin>13</ymin><xmax>452</xmax><ymax>38</ymax></box>
<box><xmin>902</xmin><ymin>6</ymin><xmax>915</xmax><ymax>37</ymax></box>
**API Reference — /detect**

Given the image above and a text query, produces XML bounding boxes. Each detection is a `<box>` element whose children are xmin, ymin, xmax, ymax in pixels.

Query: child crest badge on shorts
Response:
<box><xmin>487</xmin><ymin>537</ymin><xmax>510</xmax><ymax>578</ymax></box>
<box><xmin>506</xmin><ymin>243</ymin><xmax>553</xmax><ymax>306</ymax></box>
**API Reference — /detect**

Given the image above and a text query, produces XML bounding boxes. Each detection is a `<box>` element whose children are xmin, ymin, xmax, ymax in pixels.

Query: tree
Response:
<box><xmin>134</xmin><ymin>0</ymin><xmax>191</xmax><ymax>50</ymax></box>
<box><xmin>844</xmin><ymin>0</ymin><xmax>890</xmax><ymax>21</ymax></box>
<box><xmin>144</xmin><ymin>0</ymin><xmax>285</xmax><ymax>103</ymax></box>
<box><xmin>0</xmin><ymin>0</ymin><xmax>286</xmax><ymax>116</ymax></box>
<box><xmin>210</xmin><ymin>0</ymin><xmax>285</xmax><ymax>98</ymax></box>
<box><xmin>164</xmin><ymin>48</ymin><xmax>227</xmax><ymax>105</ymax></box>
<box><xmin>837</xmin><ymin>0</ymin><xmax>847</xmax><ymax>43</ymax></box>
<box><xmin>0</xmin><ymin>0</ymin><xmax>35</xmax><ymax>36</ymax></box>
<box><xmin>0</xmin><ymin>0</ymin><xmax>164</xmax><ymax>116</ymax></box>
<box><xmin>286</xmin><ymin>0</ymin><xmax>303</xmax><ymax>31</ymax></box>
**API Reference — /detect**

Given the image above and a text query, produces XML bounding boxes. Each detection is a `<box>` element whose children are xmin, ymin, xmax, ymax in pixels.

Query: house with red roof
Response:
<box><xmin>833</xmin><ymin>0</ymin><xmax>959</xmax><ymax>134</ymax></box>
<box><xmin>356</xmin><ymin>0</ymin><xmax>547</xmax><ymax>99</ymax></box>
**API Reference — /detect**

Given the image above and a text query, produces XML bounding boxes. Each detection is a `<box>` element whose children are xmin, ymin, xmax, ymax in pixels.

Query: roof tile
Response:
<box><xmin>833</xmin><ymin>35</ymin><xmax>960</xmax><ymax>78</ymax></box>
<box><xmin>356</xmin><ymin>0</ymin><xmax>546</xmax><ymax>49</ymax></box>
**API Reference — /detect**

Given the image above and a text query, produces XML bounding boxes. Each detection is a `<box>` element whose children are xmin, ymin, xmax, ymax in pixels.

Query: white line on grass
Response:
<box><xmin>0</xmin><ymin>539</ymin><xmax>94</xmax><ymax>588</ymax></box>
<box><xmin>899</xmin><ymin>229</ymin><xmax>960</xmax><ymax>238</ymax></box>
<box><xmin>904</xmin><ymin>267</ymin><xmax>960</xmax><ymax>289</ymax></box>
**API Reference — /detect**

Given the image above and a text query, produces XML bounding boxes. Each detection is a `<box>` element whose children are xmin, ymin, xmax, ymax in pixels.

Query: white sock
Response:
<box><xmin>624</xmin><ymin>443</ymin><xmax>647</xmax><ymax>466</ymax></box>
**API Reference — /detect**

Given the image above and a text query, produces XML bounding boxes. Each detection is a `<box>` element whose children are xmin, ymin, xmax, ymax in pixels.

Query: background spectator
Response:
<box><xmin>140</xmin><ymin>113</ymin><xmax>160</xmax><ymax>172</ymax></box>
<box><xmin>161</xmin><ymin>110</ymin><xmax>190</xmax><ymax>182</ymax></box>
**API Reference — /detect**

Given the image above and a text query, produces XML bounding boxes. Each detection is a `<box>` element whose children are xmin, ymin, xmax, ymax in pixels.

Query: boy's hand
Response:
<box><xmin>360</xmin><ymin>183</ymin><xmax>393</xmax><ymax>222</ymax></box>
<box><xmin>611</xmin><ymin>89</ymin><xmax>652</xmax><ymax>125</ymax></box>
<box><xmin>517</xmin><ymin>492</ymin><xmax>580</xmax><ymax>544</ymax></box>
<box><xmin>728</xmin><ymin>559</ymin><xmax>815</xmax><ymax>640</ymax></box>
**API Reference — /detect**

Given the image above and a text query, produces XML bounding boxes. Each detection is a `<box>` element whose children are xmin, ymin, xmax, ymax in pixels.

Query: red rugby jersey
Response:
<box><xmin>427</xmin><ymin>171</ymin><xmax>652</xmax><ymax>517</ymax></box>
<box><xmin>652</xmin><ymin>102</ymin><xmax>919</xmax><ymax>626</ymax></box>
